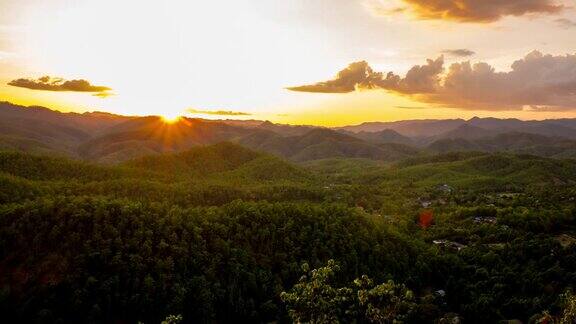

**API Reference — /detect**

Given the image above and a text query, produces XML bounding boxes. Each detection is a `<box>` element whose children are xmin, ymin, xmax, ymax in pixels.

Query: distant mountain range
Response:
<box><xmin>4</xmin><ymin>101</ymin><xmax>576</xmax><ymax>162</ymax></box>
<box><xmin>338</xmin><ymin>117</ymin><xmax>576</xmax><ymax>140</ymax></box>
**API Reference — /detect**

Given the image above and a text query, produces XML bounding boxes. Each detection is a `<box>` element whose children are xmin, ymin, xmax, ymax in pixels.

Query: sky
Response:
<box><xmin>1</xmin><ymin>0</ymin><xmax>576</xmax><ymax>126</ymax></box>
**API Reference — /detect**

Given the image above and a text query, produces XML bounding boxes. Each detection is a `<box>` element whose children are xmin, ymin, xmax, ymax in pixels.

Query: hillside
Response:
<box><xmin>239</xmin><ymin>128</ymin><xmax>420</xmax><ymax>162</ymax></box>
<box><xmin>78</xmin><ymin>117</ymin><xmax>257</xmax><ymax>162</ymax></box>
<box><xmin>347</xmin><ymin>129</ymin><xmax>414</xmax><ymax>145</ymax></box>
<box><xmin>0</xmin><ymin>103</ymin><xmax>422</xmax><ymax>163</ymax></box>
<box><xmin>0</xmin><ymin>144</ymin><xmax>314</xmax><ymax>207</ymax></box>
<box><xmin>384</xmin><ymin>152</ymin><xmax>576</xmax><ymax>189</ymax></box>
<box><xmin>0</xmin><ymin>102</ymin><xmax>132</xmax><ymax>156</ymax></box>
<box><xmin>1</xmin><ymin>143</ymin><xmax>576</xmax><ymax>323</ymax></box>
<box><xmin>428</xmin><ymin>132</ymin><xmax>576</xmax><ymax>158</ymax></box>
<box><xmin>5</xmin><ymin>101</ymin><xmax>576</xmax><ymax>164</ymax></box>
<box><xmin>337</xmin><ymin>119</ymin><xmax>466</xmax><ymax>137</ymax></box>
<box><xmin>125</xmin><ymin>142</ymin><xmax>310</xmax><ymax>182</ymax></box>
<box><xmin>338</xmin><ymin>117</ymin><xmax>576</xmax><ymax>141</ymax></box>
<box><xmin>432</xmin><ymin>124</ymin><xmax>493</xmax><ymax>141</ymax></box>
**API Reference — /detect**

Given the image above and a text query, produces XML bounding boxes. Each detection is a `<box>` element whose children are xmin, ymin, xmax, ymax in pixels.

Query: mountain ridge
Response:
<box><xmin>4</xmin><ymin>101</ymin><xmax>576</xmax><ymax>163</ymax></box>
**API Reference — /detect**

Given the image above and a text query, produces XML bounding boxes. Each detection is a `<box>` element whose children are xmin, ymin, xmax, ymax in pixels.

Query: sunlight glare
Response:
<box><xmin>160</xmin><ymin>113</ymin><xmax>182</xmax><ymax>124</ymax></box>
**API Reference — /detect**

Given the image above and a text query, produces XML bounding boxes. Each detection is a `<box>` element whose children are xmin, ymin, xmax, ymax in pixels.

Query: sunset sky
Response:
<box><xmin>1</xmin><ymin>0</ymin><xmax>576</xmax><ymax>126</ymax></box>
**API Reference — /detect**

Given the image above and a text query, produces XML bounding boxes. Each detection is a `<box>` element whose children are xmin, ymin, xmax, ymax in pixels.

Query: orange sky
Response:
<box><xmin>1</xmin><ymin>0</ymin><xmax>576</xmax><ymax>126</ymax></box>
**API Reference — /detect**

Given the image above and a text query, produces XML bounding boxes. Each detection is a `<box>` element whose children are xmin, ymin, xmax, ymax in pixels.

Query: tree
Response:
<box><xmin>560</xmin><ymin>290</ymin><xmax>576</xmax><ymax>324</ymax></box>
<box><xmin>281</xmin><ymin>260</ymin><xmax>416</xmax><ymax>323</ymax></box>
<box><xmin>161</xmin><ymin>314</ymin><xmax>183</xmax><ymax>324</ymax></box>
<box><xmin>530</xmin><ymin>290</ymin><xmax>576</xmax><ymax>324</ymax></box>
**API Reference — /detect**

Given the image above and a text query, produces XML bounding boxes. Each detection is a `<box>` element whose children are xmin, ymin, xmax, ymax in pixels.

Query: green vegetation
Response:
<box><xmin>0</xmin><ymin>143</ymin><xmax>575</xmax><ymax>323</ymax></box>
<box><xmin>281</xmin><ymin>260</ymin><xmax>417</xmax><ymax>323</ymax></box>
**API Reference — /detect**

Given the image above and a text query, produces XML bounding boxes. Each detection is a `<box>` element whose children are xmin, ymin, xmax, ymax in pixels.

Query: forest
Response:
<box><xmin>0</xmin><ymin>142</ymin><xmax>575</xmax><ymax>323</ymax></box>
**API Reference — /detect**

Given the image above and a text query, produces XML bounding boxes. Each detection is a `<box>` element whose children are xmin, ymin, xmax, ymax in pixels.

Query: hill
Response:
<box><xmin>428</xmin><ymin>132</ymin><xmax>576</xmax><ymax>158</ymax></box>
<box><xmin>125</xmin><ymin>142</ymin><xmax>310</xmax><ymax>182</ymax></box>
<box><xmin>0</xmin><ymin>103</ymin><xmax>420</xmax><ymax>163</ymax></box>
<box><xmin>77</xmin><ymin>117</ymin><xmax>256</xmax><ymax>162</ymax></box>
<box><xmin>337</xmin><ymin>119</ymin><xmax>466</xmax><ymax>137</ymax></box>
<box><xmin>384</xmin><ymin>152</ymin><xmax>576</xmax><ymax>189</ymax></box>
<box><xmin>433</xmin><ymin>124</ymin><xmax>493</xmax><ymax>141</ymax></box>
<box><xmin>238</xmin><ymin>128</ymin><xmax>420</xmax><ymax>162</ymax></box>
<box><xmin>0</xmin><ymin>144</ymin><xmax>314</xmax><ymax>206</ymax></box>
<box><xmin>0</xmin><ymin>101</ymin><xmax>132</xmax><ymax>156</ymax></box>
<box><xmin>6</xmin><ymin>101</ymin><xmax>576</xmax><ymax>164</ymax></box>
<box><xmin>347</xmin><ymin>129</ymin><xmax>414</xmax><ymax>145</ymax></box>
<box><xmin>338</xmin><ymin>117</ymin><xmax>576</xmax><ymax>142</ymax></box>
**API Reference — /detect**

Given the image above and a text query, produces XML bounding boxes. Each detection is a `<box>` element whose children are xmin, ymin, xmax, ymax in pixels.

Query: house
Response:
<box><xmin>437</xmin><ymin>184</ymin><xmax>453</xmax><ymax>193</ymax></box>
<box><xmin>473</xmin><ymin>216</ymin><xmax>497</xmax><ymax>224</ymax></box>
<box><xmin>433</xmin><ymin>240</ymin><xmax>466</xmax><ymax>252</ymax></box>
<box><xmin>420</xmin><ymin>200</ymin><xmax>432</xmax><ymax>208</ymax></box>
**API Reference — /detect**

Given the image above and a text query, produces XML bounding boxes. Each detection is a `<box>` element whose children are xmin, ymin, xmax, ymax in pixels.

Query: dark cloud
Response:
<box><xmin>372</xmin><ymin>0</ymin><xmax>564</xmax><ymax>23</ymax></box>
<box><xmin>8</xmin><ymin>76</ymin><xmax>112</xmax><ymax>95</ymax></box>
<box><xmin>287</xmin><ymin>57</ymin><xmax>443</xmax><ymax>95</ymax></box>
<box><xmin>187</xmin><ymin>108</ymin><xmax>251</xmax><ymax>116</ymax></box>
<box><xmin>427</xmin><ymin>51</ymin><xmax>576</xmax><ymax>110</ymax></box>
<box><xmin>441</xmin><ymin>49</ymin><xmax>476</xmax><ymax>57</ymax></box>
<box><xmin>555</xmin><ymin>18</ymin><xmax>576</xmax><ymax>29</ymax></box>
<box><xmin>286</xmin><ymin>61</ymin><xmax>387</xmax><ymax>93</ymax></box>
<box><xmin>395</xmin><ymin>57</ymin><xmax>444</xmax><ymax>94</ymax></box>
<box><xmin>288</xmin><ymin>51</ymin><xmax>576</xmax><ymax>111</ymax></box>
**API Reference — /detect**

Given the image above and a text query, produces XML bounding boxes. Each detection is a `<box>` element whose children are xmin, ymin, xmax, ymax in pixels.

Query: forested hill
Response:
<box><xmin>124</xmin><ymin>142</ymin><xmax>311</xmax><ymax>182</ymax></box>
<box><xmin>1</xmin><ymin>147</ymin><xmax>576</xmax><ymax>322</ymax></box>
<box><xmin>6</xmin><ymin>101</ymin><xmax>576</xmax><ymax>163</ymax></box>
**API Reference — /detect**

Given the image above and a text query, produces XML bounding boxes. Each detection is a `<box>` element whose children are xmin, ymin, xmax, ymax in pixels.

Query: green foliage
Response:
<box><xmin>560</xmin><ymin>290</ymin><xmax>576</xmax><ymax>323</ymax></box>
<box><xmin>281</xmin><ymin>260</ymin><xmax>416</xmax><ymax>323</ymax></box>
<box><xmin>1</xmin><ymin>148</ymin><xmax>575</xmax><ymax>323</ymax></box>
<box><xmin>161</xmin><ymin>314</ymin><xmax>183</xmax><ymax>324</ymax></box>
<box><xmin>0</xmin><ymin>197</ymin><xmax>425</xmax><ymax>323</ymax></box>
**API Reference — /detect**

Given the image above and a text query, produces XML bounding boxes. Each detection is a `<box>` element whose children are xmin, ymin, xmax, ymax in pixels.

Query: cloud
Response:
<box><xmin>287</xmin><ymin>57</ymin><xmax>443</xmax><ymax>95</ymax></box>
<box><xmin>286</xmin><ymin>61</ymin><xmax>387</xmax><ymax>93</ymax></box>
<box><xmin>8</xmin><ymin>76</ymin><xmax>112</xmax><ymax>94</ymax></box>
<box><xmin>441</xmin><ymin>49</ymin><xmax>475</xmax><ymax>57</ymax></box>
<box><xmin>426</xmin><ymin>51</ymin><xmax>576</xmax><ymax>110</ymax></box>
<box><xmin>395</xmin><ymin>105</ymin><xmax>427</xmax><ymax>109</ymax></box>
<box><xmin>555</xmin><ymin>18</ymin><xmax>576</xmax><ymax>29</ymax></box>
<box><xmin>187</xmin><ymin>108</ymin><xmax>251</xmax><ymax>116</ymax></box>
<box><xmin>369</xmin><ymin>0</ymin><xmax>564</xmax><ymax>23</ymax></box>
<box><xmin>288</xmin><ymin>51</ymin><xmax>576</xmax><ymax>111</ymax></box>
<box><xmin>92</xmin><ymin>92</ymin><xmax>115</xmax><ymax>98</ymax></box>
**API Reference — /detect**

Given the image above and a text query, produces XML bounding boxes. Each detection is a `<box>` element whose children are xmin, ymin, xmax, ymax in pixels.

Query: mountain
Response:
<box><xmin>428</xmin><ymin>132</ymin><xmax>576</xmax><ymax>158</ymax></box>
<box><xmin>125</xmin><ymin>142</ymin><xmax>310</xmax><ymax>182</ymax></box>
<box><xmin>434</xmin><ymin>124</ymin><xmax>493</xmax><ymax>140</ymax></box>
<box><xmin>338</xmin><ymin>117</ymin><xmax>576</xmax><ymax>141</ymax></box>
<box><xmin>337</xmin><ymin>119</ymin><xmax>466</xmax><ymax>137</ymax></box>
<box><xmin>255</xmin><ymin>120</ymin><xmax>316</xmax><ymax>136</ymax></box>
<box><xmin>347</xmin><ymin>129</ymin><xmax>414</xmax><ymax>145</ymax></box>
<box><xmin>467</xmin><ymin>117</ymin><xmax>576</xmax><ymax>139</ymax></box>
<box><xmin>2</xmin><ymin>103</ymin><xmax>418</xmax><ymax>163</ymax></box>
<box><xmin>77</xmin><ymin>117</ymin><xmax>256</xmax><ymax>162</ymax></box>
<box><xmin>238</xmin><ymin>128</ymin><xmax>420</xmax><ymax>162</ymax></box>
<box><xmin>6</xmin><ymin>101</ymin><xmax>576</xmax><ymax>163</ymax></box>
<box><xmin>0</xmin><ymin>102</ymin><xmax>132</xmax><ymax>156</ymax></box>
<box><xmin>385</xmin><ymin>152</ymin><xmax>576</xmax><ymax>189</ymax></box>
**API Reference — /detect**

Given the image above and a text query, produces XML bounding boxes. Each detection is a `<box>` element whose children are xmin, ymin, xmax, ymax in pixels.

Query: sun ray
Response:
<box><xmin>160</xmin><ymin>113</ymin><xmax>182</xmax><ymax>124</ymax></box>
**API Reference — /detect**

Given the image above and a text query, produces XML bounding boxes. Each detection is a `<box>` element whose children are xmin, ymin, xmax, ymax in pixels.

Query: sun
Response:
<box><xmin>160</xmin><ymin>113</ymin><xmax>182</xmax><ymax>124</ymax></box>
